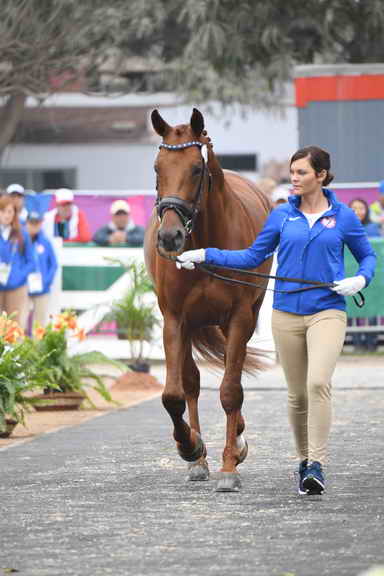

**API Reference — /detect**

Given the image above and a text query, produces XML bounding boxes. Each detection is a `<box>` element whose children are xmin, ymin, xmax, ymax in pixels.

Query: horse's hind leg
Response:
<box><xmin>216</xmin><ymin>319</ymin><xmax>252</xmax><ymax>493</ymax></box>
<box><xmin>183</xmin><ymin>350</ymin><xmax>209</xmax><ymax>481</ymax></box>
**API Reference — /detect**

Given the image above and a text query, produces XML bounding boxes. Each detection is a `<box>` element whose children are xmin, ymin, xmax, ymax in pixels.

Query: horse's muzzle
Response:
<box><xmin>157</xmin><ymin>227</ymin><xmax>186</xmax><ymax>254</ymax></box>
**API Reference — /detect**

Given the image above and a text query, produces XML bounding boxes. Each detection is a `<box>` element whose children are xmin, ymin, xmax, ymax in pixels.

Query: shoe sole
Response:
<box><xmin>302</xmin><ymin>475</ymin><xmax>325</xmax><ymax>495</ymax></box>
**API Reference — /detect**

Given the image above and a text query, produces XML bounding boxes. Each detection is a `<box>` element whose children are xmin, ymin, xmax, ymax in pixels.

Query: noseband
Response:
<box><xmin>155</xmin><ymin>141</ymin><xmax>210</xmax><ymax>235</ymax></box>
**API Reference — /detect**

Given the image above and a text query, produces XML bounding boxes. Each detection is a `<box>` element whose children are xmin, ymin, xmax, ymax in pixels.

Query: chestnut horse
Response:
<box><xmin>144</xmin><ymin>108</ymin><xmax>272</xmax><ymax>492</ymax></box>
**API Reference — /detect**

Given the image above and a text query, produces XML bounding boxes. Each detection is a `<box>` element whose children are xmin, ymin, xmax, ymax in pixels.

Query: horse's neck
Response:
<box><xmin>193</xmin><ymin>167</ymin><xmax>231</xmax><ymax>247</ymax></box>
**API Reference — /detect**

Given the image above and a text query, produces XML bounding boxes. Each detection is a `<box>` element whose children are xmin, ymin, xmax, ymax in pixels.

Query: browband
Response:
<box><xmin>159</xmin><ymin>141</ymin><xmax>203</xmax><ymax>151</ymax></box>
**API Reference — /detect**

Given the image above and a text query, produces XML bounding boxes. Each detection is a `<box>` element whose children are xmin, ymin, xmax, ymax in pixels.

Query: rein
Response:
<box><xmin>155</xmin><ymin>140</ymin><xmax>210</xmax><ymax>235</ymax></box>
<box><xmin>195</xmin><ymin>263</ymin><xmax>365</xmax><ymax>308</ymax></box>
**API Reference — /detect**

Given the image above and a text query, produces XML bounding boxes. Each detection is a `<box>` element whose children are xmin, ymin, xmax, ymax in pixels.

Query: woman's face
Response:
<box><xmin>290</xmin><ymin>156</ymin><xmax>326</xmax><ymax>196</ymax></box>
<box><xmin>0</xmin><ymin>203</ymin><xmax>15</xmax><ymax>227</ymax></box>
<box><xmin>350</xmin><ymin>200</ymin><xmax>367</xmax><ymax>223</ymax></box>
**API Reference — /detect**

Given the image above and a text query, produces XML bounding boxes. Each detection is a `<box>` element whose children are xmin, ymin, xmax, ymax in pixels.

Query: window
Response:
<box><xmin>0</xmin><ymin>168</ymin><xmax>76</xmax><ymax>191</ymax></box>
<box><xmin>216</xmin><ymin>154</ymin><xmax>258</xmax><ymax>172</ymax></box>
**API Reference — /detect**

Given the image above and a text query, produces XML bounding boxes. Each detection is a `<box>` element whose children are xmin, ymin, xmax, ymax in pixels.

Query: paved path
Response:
<box><xmin>1</xmin><ymin>358</ymin><xmax>383</xmax><ymax>576</ymax></box>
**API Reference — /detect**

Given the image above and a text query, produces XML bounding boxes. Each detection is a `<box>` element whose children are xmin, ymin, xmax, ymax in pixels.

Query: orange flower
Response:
<box><xmin>33</xmin><ymin>324</ymin><xmax>46</xmax><ymax>340</ymax></box>
<box><xmin>51</xmin><ymin>311</ymin><xmax>78</xmax><ymax>332</ymax></box>
<box><xmin>66</xmin><ymin>316</ymin><xmax>78</xmax><ymax>330</ymax></box>
<box><xmin>75</xmin><ymin>328</ymin><xmax>86</xmax><ymax>341</ymax></box>
<box><xmin>4</xmin><ymin>322</ymin><xmax>24</xmax><ymax>343</ymax></box>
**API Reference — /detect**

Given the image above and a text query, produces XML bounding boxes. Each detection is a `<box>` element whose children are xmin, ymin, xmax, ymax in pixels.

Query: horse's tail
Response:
<box><xmin>191</xmin><ymin>326</ymin><xmax>269</xmax><ymax>373</ymax></box>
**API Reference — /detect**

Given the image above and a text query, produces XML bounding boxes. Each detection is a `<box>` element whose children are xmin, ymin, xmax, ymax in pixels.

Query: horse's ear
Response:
<box><xmin>190</xmin><ymin>108</ymin><xmax>204</xmax><ymax>136</ymax></box>
<box><xmin>151</xmin><ymin>109</ymin><xmax>171</xmax><ymax>137</ymax></box>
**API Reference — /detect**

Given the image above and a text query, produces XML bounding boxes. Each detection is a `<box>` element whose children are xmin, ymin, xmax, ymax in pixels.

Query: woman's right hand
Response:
<box><xmin>176</xmin><ymin>249</ymin><xmax>206</xmax><ymax>270</ymax></box>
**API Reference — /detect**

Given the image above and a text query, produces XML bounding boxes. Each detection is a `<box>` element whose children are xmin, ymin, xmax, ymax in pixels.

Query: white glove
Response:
<box><xmin>176</xmin><ymin>249</ymin><xmax>206</xmax><ymax>270</ymax></box>
<box><xmin>331</xmin><ymin>275</ymin><xmax>366</xmax><ymax>296</ymax></box>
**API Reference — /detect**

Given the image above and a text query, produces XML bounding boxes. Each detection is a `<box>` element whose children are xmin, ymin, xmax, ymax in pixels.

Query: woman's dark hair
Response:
<box><xmin>349</xmin><ymin>197</ymin><xmax>370</xmax><ymax>225</ymax></box>
<box><xmin>290</xmin><ymin>146</ymin><xmax>334</xmax><ymax>186</ymax></box>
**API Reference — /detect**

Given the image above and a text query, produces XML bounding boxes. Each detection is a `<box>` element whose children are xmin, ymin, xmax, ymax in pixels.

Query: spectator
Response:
<box><xmin>369</xmin><ymin>180</ymin><xmax>384</xmax><ymax>234</ymax></box>
<box><xmin>43</xmin><ymin>188</ymin><xmax>91</xmax><ymax>243</ymax></box>
<box><xmin>271</xmin><ymin>184</ymin><xmax>291</xmax><ymax>208</ymax></box>
<box><xmin>349</xmin><ymin>197</ymin><xmax>379</xmax><ymax>352</ymax></box>
<box><xmin>6</xmin><ymin>183</ymin><xmax>28</xmax><ymax>224</ymax></box>
<box><xmin>0</xmin><ymin>194</ymin><xmax>35</xmax><ymax>329</ymax></box>
<box><xmin>349</xmin><ymin>198</ymin><xmax>380</xmax><ymax>238</ymax></box>
<box><xmin>26</xmin><ymin>210</ymin><xmax>58</xmax><ymax>328</ymax></box>
<box><xmin>93</xmin><ymin>200</ymin><xmax>145</xmax><ymax>247</ymax></box>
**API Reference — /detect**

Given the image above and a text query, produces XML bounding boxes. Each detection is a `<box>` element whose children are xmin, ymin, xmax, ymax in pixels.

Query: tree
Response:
<box><xmin>0</xmin><ymin>0</ymin><xmax>127</xmax><ymax>156</ymax></box>
<box><xmin>1</xmin><ymin>0</ymin><xmax>384</xmax><ymax>158</ymax></box>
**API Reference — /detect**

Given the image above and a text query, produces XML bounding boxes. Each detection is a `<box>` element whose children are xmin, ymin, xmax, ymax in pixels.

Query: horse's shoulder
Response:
<box><xmin>222</xmin><ymin>170</ymin><xmax>270</xmax><ymax>216</ymax></box>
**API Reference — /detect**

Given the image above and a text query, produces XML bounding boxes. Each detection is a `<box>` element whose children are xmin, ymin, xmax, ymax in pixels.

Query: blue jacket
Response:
<box><xmin>205</xmin><ymin>189</ymin><xmax>377</xmax><ymax>315</ymax></box>
<box><xmin>30</xmin><ymin>231</ymin><xmax>58</xmax><ymax>295</ymax></box>
<box><xmin>0</xmin><ymin>229</ymin><xmax>36</xmax><ymax>291</ymax></box>
<box><xmin>364</xmin><ymin>221</ymin><xmax>381</xmax><ymax>238</ymax></box>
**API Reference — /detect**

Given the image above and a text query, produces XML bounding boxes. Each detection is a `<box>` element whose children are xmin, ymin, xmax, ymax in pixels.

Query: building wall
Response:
<box><xmin>1</xmin><ymin>97</ymin><xmax>298</xmax><ymax>190</ymax></box>
<box><xmin>298</xmin><ymin>100</ymin><xmax>384</xmax><ymax>182</ymax></box>
<box><xmin>2</xmin><ymin>143</ymin><xmax>157</xmax><ymax>190</ymax></box>
<box><xmin>295</xmin><ymin>64</ymin><xmax>384</xmax><ymax>183</ymax></box>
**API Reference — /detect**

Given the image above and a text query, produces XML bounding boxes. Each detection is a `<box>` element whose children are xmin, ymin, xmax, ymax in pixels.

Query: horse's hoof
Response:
<box><xmin>237</xmin><ymin>435</ymin><xmax>248</xmax><ymax>464</ymax></box>
<box><xmin>177</xmin><ymin>432</ymin><xmax>206</xmax><ymax>463</ymax></box>
<box><xmin>215</xmin><ymin>472</ymin><xmax>241</xmax><ymax>493</ymax></box>
<box><xmin>187</xmin><ymin>459</ymin><xmax>210</xmax><ymax>482</ymax></box>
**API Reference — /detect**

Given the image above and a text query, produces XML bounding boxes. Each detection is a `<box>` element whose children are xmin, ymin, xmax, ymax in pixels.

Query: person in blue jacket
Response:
<box><xmin>0</xmin><ymin>194</ymin><xmax>36</xmax><ymax>330</ymax></box>
<box><xmin>26</xmin><ymin>211</ymin><xmax>58</xmax><ymax>328</ymax></box>
<box><xmin>348</xmin><ymin>197</ymin><xmax>380</xmax><ymax>352</ymax></box>
<box><xmin>177</xmin><ymin>146</ymin><xmax>376</xmax><ymax>496</ymax></box>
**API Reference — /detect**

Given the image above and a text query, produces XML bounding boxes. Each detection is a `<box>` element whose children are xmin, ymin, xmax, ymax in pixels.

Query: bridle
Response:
<box><xmin>155</xmin><ymin>141</ymin><xmax>211</xmax><ymax>235</ymax></box>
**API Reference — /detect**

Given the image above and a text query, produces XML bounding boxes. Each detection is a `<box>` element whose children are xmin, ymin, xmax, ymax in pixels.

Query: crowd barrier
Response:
<box><xmin>56</xmin><ymin>240</ymin><xmax>384</xmax><ymax>317</ymax></box>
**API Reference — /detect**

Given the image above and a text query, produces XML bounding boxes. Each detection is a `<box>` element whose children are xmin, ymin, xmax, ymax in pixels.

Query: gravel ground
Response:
<box><xmin>0</xmin><ymin>357</ymin><xmax>383</xmax><ymax>576</ymax></box>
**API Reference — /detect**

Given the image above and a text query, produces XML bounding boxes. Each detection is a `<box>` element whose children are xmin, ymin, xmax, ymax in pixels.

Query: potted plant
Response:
<box><xmin>32</xmin><ymin>311</ymin><xmax>125</xmax><ymax>411</ymax></box>
<box><xmin>103</xmin><ymin>260</ymin><xmax>160</xmax><ymax>372</ymax></box>
<box><xmin>0</xmin><ymin>313</ymin><xmax>48</xmax><ymax>437</ymax></box>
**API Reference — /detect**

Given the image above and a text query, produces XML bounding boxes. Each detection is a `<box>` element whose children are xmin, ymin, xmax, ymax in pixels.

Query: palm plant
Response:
<box><xmin>104</xmin><ymin>260</ymin><xmax>159</xmax><ymax>370</ymax></box>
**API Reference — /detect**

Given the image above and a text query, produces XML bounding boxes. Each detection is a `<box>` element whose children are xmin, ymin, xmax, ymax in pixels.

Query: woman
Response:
<box><xmin>177</xmin><ymin>146</ymin><xmax>377</xmax><ymax>495</ymax></box>
<box><xmin>26</xmin><ymin>210</ymin><xmax>58</xmax><ymax>328</ymax></box>
<box><xmin>0</xmin><ymin>194</ymin><xmax>35</xmax><ymax>329</ymax></box>
<box><xmin>349</xmin><ymin>198</ymin><xmax>380</xmax><ymax>238</ymax></box>
<box><xmin>348</xmin><ymin>197</ymin><xmax>380</xmax><ymax>352</ymax></box>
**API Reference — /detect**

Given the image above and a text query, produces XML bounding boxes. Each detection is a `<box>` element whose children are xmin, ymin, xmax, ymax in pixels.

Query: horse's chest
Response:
<box><xmin>182</xmin><ymin>281</ymin><xmax>234</xmax><ymax>326</ymax></box>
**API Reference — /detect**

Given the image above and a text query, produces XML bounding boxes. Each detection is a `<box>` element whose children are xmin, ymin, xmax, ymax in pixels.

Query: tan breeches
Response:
<box><xmin>0</xmin><ymin>285</ymin><xmax>29</xmax><ymax>330</ymax></box>
<box><xmin>272</xmin><ymin>308</ymin><xmax>347</xmax><ymax>464</ymax></box>
<box><xmin>29</xmin><ymin>293</ymin><xmax>51</xmax><ymax>327</ymax></box>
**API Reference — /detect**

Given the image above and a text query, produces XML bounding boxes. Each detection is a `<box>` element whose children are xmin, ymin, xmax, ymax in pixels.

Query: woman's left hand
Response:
<box><xmin>331</xmin><ymin>275</ymin><xmax>366</xmax><ymax>296</ymax></box>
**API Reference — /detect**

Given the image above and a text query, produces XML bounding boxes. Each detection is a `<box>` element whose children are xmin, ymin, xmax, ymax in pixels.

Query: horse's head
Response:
<box><xmin>151</xmin><ymin>108</ymin><xmax>208</xmax><ymax>258</ymax></box>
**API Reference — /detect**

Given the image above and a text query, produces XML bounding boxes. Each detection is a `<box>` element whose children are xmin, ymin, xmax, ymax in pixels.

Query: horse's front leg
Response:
<box><xmin>183</xmin><ymin>347</ymin><xmax>209</xmax><ymax>481</ymax></box>
<box><xmin>162</xmin><ymin>315</ymin><xmax>207</xmax><ymax>467</ymax></box>
<box><xmin>216</xmin><ymin>318</ymin><xmax>252</xmax><ymax>493</ymax></box>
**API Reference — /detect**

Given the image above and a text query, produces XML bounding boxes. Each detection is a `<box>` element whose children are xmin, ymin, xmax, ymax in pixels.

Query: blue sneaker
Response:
<box><xmin>302</xmin><ymin>461</ymin><xmax>325</xmax><ymax>495</ymax></box>
<box><xmin>298</xmin><ymin>459</ymin><xmax>308</xmax><ymax>495</ymax></box>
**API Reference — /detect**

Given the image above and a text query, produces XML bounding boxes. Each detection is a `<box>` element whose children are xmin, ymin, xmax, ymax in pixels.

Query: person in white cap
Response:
<box><xmin>6</xmin><ymin>183</ymin><xmax>28</xmax><ymax>224</ymax></box>
<box><xmin>92</xmin><ymin>199</ymin><xmax>144</xmax><ymax>246</ymax></box>
<box><xmin>43</xmin><ymin>188</ymin><xmax>91</xmax><ymax>243</ymax></box>
<box><xmin>270</xmin><ymin>183</ymin><xmax>291</xmax><ymax>208</ymax></box>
